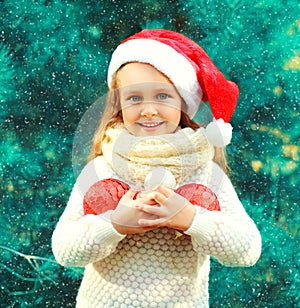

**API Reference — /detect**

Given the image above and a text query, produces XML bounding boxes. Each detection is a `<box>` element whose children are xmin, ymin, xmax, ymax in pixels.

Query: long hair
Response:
<box><xmin>88</xmin><ymin>67</ymin><xmax>228</xmax><ymax>172</ymax></box>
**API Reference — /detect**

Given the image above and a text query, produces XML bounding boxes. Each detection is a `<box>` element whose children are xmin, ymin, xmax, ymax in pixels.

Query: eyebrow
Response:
<box><xmin>120</xmin><ymin>85</ymin><xmax>175</xmax><ymax>93</ymax></box>
<box><xmin>153</xmin><ymin>87</ymin><xmax>174</xmax><ymax>92</ymax></box>
<box><xmin>120</xmin><ymin>89</ymin><xmax>142</xmax><ymax>97</ymax></box>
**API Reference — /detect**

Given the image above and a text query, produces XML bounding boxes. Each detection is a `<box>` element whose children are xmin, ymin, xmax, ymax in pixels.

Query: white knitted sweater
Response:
<box><xmin>52</xmin><ymin>128</ymin><xmax>261</xmax><ymax>307</ymax></box>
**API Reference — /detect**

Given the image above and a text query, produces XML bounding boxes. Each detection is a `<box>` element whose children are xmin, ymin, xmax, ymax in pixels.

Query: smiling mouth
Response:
<box><xmin>138</xmin><ymin>122</ymin><xmax>164</xmax><ymax>128</ymax></box>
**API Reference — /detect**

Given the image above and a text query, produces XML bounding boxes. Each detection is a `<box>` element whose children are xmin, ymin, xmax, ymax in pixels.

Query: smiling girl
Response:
<box><xmin>52</xmin><ymin>29</ymin><xmax>261</xmax><ymax>307</ymax></box>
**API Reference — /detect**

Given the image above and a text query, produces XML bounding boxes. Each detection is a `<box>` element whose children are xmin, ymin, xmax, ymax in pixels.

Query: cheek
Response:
<box><xmin>121</xmin><ymin>105</ymin><xmax>139</xmax><ymax>125</ymax></box>
<box><xmin>163</xmin><ymin>106</ymin><xmax>181</xmax><ymax>125</ymax></box>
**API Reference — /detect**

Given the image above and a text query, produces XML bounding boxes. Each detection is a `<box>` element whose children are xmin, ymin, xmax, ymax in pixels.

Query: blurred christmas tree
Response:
<box><xmin>0</xmin><ymin>0</ymin><xmax>299</xmax><ymax>306</ymax></box>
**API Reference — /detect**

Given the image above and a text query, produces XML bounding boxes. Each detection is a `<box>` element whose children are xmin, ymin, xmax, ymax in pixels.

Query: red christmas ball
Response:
<box><xmin>175</xmin><ymin>183</ymin><xmax>220</xmax><ymax>211</ymax></box>
<box><xmin>83</xmin><ymin>179</ymin><xmax>130</xmax><ymax>215</ymax></box>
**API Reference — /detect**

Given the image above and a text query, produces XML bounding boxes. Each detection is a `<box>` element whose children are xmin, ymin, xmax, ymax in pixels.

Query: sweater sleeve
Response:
<box><xmin>184</xmin><ymin>162</ymin><xmax>262</xmax><ymax>267</ymax></box>
<box><xmin>51</xmin><ymin>158</ymin><xmax>126</xmax><ymax>267</ymax></box>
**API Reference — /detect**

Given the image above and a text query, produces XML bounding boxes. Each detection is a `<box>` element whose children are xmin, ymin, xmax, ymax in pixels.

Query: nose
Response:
<box><xmin>140</xmin><ymin>102</ymin><xmax>158</xmax><ymax>118</ymax></box>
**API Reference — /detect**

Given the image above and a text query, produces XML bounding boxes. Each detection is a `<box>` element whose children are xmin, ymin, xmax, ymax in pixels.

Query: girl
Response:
<box><xmin>52</xmin><ymin>29</ymin><xmax>261</xmax><ymax>307</ymax></box>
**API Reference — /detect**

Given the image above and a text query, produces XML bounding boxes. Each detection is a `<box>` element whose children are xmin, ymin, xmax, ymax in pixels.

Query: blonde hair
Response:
<box><xmin>88</xmin><ymin>66</ymin><xmax>228</xmax><ymax>172</ymax></box>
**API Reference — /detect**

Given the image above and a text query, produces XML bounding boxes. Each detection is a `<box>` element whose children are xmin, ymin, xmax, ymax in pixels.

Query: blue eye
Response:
<box><xmin>129</xmin><ymin>95</ymin><xmax>142</xmax><ymax>103</ymax></box>
<box><xmin>157</xmin><ymin>93</ymin><xmax>169</xmax><ymax>100</ymax></box>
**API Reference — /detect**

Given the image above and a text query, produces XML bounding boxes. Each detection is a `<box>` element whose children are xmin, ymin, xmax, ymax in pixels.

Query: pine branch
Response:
<box><xmin>0</xmin><ymin>245</ymin><xmax>59</xmax><ymax>286</ymax></box>
<box><xmin>0</xmin><ymin>245</ymin><xmax>58</xmax><ymax>264</ymax></box>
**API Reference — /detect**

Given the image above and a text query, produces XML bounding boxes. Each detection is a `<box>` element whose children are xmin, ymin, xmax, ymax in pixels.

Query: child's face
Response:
<box><xmin>117</xmin><ymin>63</ymin><xmax>182</xmax><ymax>136</ymax></box>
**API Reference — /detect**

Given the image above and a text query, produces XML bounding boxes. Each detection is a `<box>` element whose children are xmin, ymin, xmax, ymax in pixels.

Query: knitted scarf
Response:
<box><xmin>102</xmin><ymin>124</ymin><xmax>214</xmax><ymax>187</ymax></box>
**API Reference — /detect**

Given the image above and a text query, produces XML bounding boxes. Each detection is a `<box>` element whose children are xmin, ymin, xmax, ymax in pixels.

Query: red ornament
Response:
<box><xmin>83</xmin><ymin>179</ymin><xmax>130</xmax><ymax>215</ymax></box>
<box><xmin>83</xmin><ymin>179</ymin><xmax>220</xmax><ymax>215</ymax></box>
<box><xmin>175</xmin><ymin>183</ymin><xmax>220</xmax><ymax>211</ymax></box>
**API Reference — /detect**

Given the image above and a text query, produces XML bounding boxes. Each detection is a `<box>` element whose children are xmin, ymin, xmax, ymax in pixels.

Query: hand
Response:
<box><xmin>135</xmin><ymin>186</ymin><xmax>196</xmax><ymax>231</ymax></box>
<box><xmin>110</xmin><ymin>189</ymin><xmax>159</xmax><ymax>234</ymax></box>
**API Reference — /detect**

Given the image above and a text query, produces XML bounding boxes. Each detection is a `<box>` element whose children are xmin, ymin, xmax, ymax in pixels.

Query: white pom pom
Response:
<box><xmin>205</xmin><ymin>118</ymin><xmax>233</xmax><ymax>147</ymax></box>
<box><xmin>144</xmin><ymin>167</ymin><xmax>176</xmax><ymax>191</ymax></box>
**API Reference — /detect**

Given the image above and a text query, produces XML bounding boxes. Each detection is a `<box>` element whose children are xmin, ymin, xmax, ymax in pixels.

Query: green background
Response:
<box><xmin>0</xmin><ymin>0</ymin><xmax>299</xmax><ymax>307</ymax></box>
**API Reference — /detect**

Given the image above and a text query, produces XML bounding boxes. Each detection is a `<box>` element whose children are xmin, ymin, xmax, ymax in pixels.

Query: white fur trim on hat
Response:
<box><xmin>107</xmin><ymin>39</ymin><xmax>203</xmax><ymax>117</ymax></box>
<box><xmin>205</xmin><ymin>118</ymin><xmax>233</xmax><ymax>147</ymax></box>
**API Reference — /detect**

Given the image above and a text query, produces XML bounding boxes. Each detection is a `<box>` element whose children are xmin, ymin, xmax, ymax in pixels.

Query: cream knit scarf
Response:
<box><xmin>102</xmin><ymin>124</ymin><xmax>214</xmax><ymax>187</ymax></box>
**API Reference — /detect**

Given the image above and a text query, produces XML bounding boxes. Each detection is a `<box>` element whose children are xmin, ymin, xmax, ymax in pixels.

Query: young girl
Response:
<box><xmin>52</xmin><ymin>29</ymin><xmax>261</xmax><ymax>307</ymax></box>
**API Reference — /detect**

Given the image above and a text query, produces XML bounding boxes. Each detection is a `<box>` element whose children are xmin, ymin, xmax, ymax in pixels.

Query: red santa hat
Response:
<box><xmin>107</xmin><ymin>29</ymin><xmax>239</xmax><ymax>147</ymax></box>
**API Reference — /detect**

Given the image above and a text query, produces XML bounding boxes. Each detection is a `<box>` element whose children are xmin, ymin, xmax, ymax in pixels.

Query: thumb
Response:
<box><xmin>120</xmin><ymin>189</ymin><xmax>140</xmax><ymax>202</ymax></box>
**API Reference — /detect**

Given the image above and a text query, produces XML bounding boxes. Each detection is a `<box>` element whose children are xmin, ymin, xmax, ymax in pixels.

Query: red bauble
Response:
<box><xmin>175</xmin><ymin>183</ymin><xmax>220</xmax><ymax>211</ymax></box>
<box><xmin>83</xmin><ymin>179</ymin><xmax>130</xmax><ymax>215</ymax></box>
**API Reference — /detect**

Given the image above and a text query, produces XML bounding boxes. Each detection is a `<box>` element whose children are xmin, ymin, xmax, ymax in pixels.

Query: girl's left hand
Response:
<box><xmin>136</xmin><ymin>186</ymin><xmax>196</xmax><ymax>231</ymax></box>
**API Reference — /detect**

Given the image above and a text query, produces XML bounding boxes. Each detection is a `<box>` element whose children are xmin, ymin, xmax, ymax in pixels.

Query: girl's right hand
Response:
<box><xmin>110</xmin><ymin>190</ymin><xmax>158</xmax><ymax>234</ymax></box>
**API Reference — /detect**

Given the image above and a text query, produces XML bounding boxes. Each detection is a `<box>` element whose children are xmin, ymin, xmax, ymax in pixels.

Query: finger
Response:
<box><xmin>159</xmin><ymin>188</ymin><xmax>191</xmax><ymax>209</ymax></box>
<box><xmin>140</xmin><ymin>185</ymin><xmax>173</xmax><ymax>197</ymax></box>
<box><xmin>138</xmin><ymin>217</ymin><xmax>165</xmax><ymax>227</ymax></box>
<box><xmin>156</xmin><ymin>185</ymin><xmax>173</xmax><ymax>197</ymax></box>
<box><xmin>143</xmin><ymin>191</ymin><xmax>169</xmax><ymax>205</ymax></box>
<box><xmin>135</xmin><ymin>196</ymin><xmax>157</xmax><ymax>206</ymax></box>
<box><xmin>121</xmin><ymin>189</ymin><xmax>139</xmax><ymax>201</ymax></box>
<box><xmin>135</xmin><ymin>204</ymin><xmax>163</xmax><ymax>216</ymax></box>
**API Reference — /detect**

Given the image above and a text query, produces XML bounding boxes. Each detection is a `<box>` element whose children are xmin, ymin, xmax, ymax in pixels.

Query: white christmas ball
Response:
<box><xmin>144</xmin><ymin>167</ymin><xmax>176</xmax><ymax>191</ymax></box>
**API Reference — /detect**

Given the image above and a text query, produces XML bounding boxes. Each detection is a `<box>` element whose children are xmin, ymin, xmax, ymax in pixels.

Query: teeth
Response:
<box><xmin>142</xmin><ymin>123</ymin><xmax>160</xmax><ymax>127</ymax></box>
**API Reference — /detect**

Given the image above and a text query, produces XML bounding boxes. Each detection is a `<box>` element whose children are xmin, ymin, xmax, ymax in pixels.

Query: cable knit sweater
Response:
<box><xmin>52</xmin><ymin>127</ymin><xmax>261</xmax><ymax>308</ymax></box>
